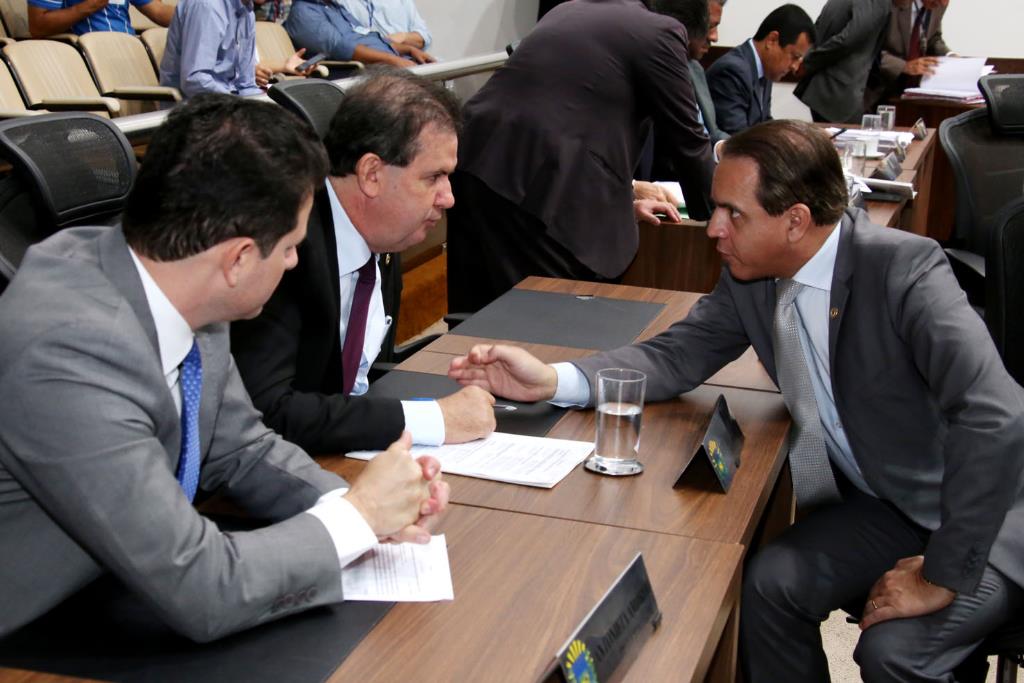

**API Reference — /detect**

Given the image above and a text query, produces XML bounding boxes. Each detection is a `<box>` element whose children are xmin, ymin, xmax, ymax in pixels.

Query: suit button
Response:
<box><xmin>282</xmin><ymin>593</ymin><xmax>296</xmax><ymax>609</ymax></box>
<box><xmin>307</xmin><ymin>586</ymin><xmax>318</xmax><ymax>602</ymax></box>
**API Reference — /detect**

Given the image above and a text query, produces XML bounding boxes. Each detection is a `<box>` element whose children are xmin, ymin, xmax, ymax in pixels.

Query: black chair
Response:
<box><xmin>0</xmin><ymin>112</ymin><xmax>135</xmax><ymax>292</ymax></box>
<box><xmin>983</xmin><ymin>621</ymin><xmax>1024</xmax><ymax>683</ymax></box>
<box><xmin>981</xmin><ymin>74</ymin><xmax>1024</xmax><ymax>136</ymax></box>
<box><xmin>266</xmin><ymin>78</ymin><xmax>439</xmax><ymax>366</ymax></box>
<box><xmin>267</xmin><ymin>78</ymin><xmax>347</xmax><ymax>140</ymax></box>
<box><xmin>986</xmin><ymin>196</ymin><xmax>1024</xmax><ymax>386</ymax></box>
<box><xmin>939</xmin><ymin>75</ymin><xmax>1024</xmax><ymax>309</ymax></box>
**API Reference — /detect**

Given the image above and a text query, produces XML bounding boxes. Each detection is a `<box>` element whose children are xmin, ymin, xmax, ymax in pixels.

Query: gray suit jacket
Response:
<box><xmin>0</xmin><ymin>226</ymin><xmax>349</xmax><ymax>641</ymax></box>
<box><xmin>795</xmin><ymin>0</ymin><xmax>891</xmax><ymax>123</ymax></box>
<box><xmin>706</xmin><ymin>41</ymin><xmax>772</xmax><ymax>134</ymax></box>
<box><xmin>573</xmin><ymin>209</ymin><xmax>1024</xmax><ymax>594</ymax></box>
<box><xmin>865</xmin><ymin>4</ymin><xmax>950</xmax><ymax>108</ymax></box>
<box><xmin>689</xmin><ymin>59</ymin><xmax>729</xmax><ymax>145</ymax></box>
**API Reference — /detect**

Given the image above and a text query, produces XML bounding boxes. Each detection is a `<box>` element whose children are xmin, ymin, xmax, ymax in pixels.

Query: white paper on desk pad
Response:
<box><xmin>347</xmin><ymin>432</ymin><xmax>594</xmax><ymax>488</ymax></box>
<box><xmin>342</xmin><ymin>534</ymin><xmax>453</xmax><ymax>602</ymax></box>
<box><xmin>920</xmin><ymin>56</ymin><xmax>987</xmax><ymax>93</ymax></box>
<box><xmin>828</xmin><ymin>128</ymin><xmax>915</xmax><ymax>146</ymax></box>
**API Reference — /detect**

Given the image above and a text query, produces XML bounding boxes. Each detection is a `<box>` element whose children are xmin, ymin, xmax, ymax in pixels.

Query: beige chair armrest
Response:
<box><xmin>321</xmin><ymin>60</ymin><xmax>364</xmax><ymax>70</ymax></box>
<box><xmin>48</xmin><ymin>33</ymin><xmax>79</xmax><ymax>45</ymax></box>
<box><xmin>106</xmin><ymin>85</ymin><xmax>182</xmax><ymax>102</ymax></box>
<box><xmin>0</xmin><ymin>109</ymin><xmax>46</xmax><ymax>119</ymax></box>
<box><xmin>37</xmin><ymin>96</ymin><xmax>120</xmax><ymax>114</ymax></box>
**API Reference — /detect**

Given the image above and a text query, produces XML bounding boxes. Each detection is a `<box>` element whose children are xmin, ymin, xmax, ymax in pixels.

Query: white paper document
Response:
<box><xmin>905</xmin><ymin>57</ymin><xmax>988</xmax><ymax>101</ymax></box>
<box><xmin>654</xmin><ymin>180</ymin><xmax>686</xmax><ymax>208</ymax></box>
<box><xmin>342</xmin><ymin>534</ymin><xmax>454</xmax><ymax>602</ymax></box>
<box><xmin>348</xmin><ymin>431</ymin><xmax>594</xmax><ymax>488</ymax></box>
<box><xmin>828</xmin><ymin>128</ymin><xmax>915</xmax><ymax>147</ymax></box>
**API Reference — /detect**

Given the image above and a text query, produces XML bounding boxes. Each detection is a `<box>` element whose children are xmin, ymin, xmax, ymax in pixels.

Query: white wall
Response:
<box><xmin>417</xmin><ymin>0</ymin><xmax>1022</xmax><ymax>63</ymax></box>
<box><xmin>715</xmin><ymin>0</ymin><xmax>1023</xmax><ymax>59</ymax></box>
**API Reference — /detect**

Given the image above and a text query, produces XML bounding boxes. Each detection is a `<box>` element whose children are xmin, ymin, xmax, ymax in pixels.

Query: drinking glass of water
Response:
<box><xmin>877</xmin><ymin>105</ymin><xmax>896</xmax><ymax>131</ymax></box>
<box><xmin>584</xmin><ymin>368</ymin><xmax>647</xmax><ymax>476</ymax></box>
<box><xmin>861</xmin><ymin>114</ymin><xmax>883</xmax><ymax>155</ymax></box>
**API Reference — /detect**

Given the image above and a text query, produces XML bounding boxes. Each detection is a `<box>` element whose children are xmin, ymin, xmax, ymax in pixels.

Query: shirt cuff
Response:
<box><xmin>305</xmin><ymin>488</ymin><xmax>378</xmax><ymax>570</ymax></box>
<box><xmin>400</xmin><ymin>399</ymin><xmax>445</xmax><ymax>446</ymax></box>
<box><xmin>550</xmin><ymin>362</ymin><xmax>591</xmax><ymax>407</ymax></box>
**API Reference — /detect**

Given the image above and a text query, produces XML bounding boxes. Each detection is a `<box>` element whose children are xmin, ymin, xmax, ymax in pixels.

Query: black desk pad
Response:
<box><xmin>0</xmin><ymin>548</ymin><xmax>391</xmax><ymax>683</ymax></box>
<box><xmin>368</xmin><ymin>370</ymin><xmax>567</xmax><ymax>438</ymax></box>
<box><xmin>450</xmin><ymin>289</ymin><xmax>666</xmax><ymax>350</ymax></box>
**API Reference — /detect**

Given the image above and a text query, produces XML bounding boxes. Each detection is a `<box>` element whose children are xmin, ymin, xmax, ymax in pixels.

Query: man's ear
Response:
<box><xmin>355</xmin><ymin>152</ymin><xmax>385</xmax><ymax>198</ymax></box>
<box><xmin>766</xmin><ymin>30</ymin><xmax>781</xmax><ymax>49</ymax></box>
<box><xmin>220</xmin><ymin>237</ymin><xmax>259</xmax><ymax>288</ymax></box>
<box><xmin>785</xmin><ymin>203</ymin><xmax>814</xmax><ymax>243</ymax></box>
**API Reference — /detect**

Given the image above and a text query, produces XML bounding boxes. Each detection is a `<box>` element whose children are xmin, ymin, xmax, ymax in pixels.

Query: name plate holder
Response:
<box><xmin>912</xmin><ymin>117</ymin><xmax>928</xmax><ymax>140</ymax></box>
<box><xmin>543</xmin><ymin>553</ymin><xmax>661</xmax><ymax>683</ymax></box>
<box><xmin>673</xmin><ymin>394</ymin><xmax>744</xmax><ymax>493</ymax></box>
<box><xmin>870</xmin><ymin>151</ymin><xmax>903</xmax><ymax>182</ymax></box>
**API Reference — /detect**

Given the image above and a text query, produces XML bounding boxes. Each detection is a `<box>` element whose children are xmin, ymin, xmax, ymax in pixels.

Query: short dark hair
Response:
<box><xmin>324</xmin><ymin>66</ymin><xmax>461</xmax><ymax>176</ymax></box>
<box><xmin>721</xmin><ymin>120</ymin><xmax>847</xmax><ymax>225</ymax></box>
<box><xmin>652</xmin><ymin>0</ymin><xmax>710</xmax><ymax>43</ymax></box>
<box><xmin>123</xmin><ymin>94</ymin><xmax>328</xmax><ymax>261</ymax></box>
<box><xmin>753</xmin><ymin>4</ymin><xmax>816</xmax><ymax>46</ymax></box>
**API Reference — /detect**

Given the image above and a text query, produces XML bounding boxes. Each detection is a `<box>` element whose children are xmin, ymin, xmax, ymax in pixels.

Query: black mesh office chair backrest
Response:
<box><xmin>939</xmin><ymin>108</ymin><xmax>1024</xmax><ymax>253</ymax></box>
<box><xmin>980</xmin><ymin>74</ymin><xmax>1024</xmax><ymax>136</ymax></box>
<box><xmin>0</xmin><ymin>112</ymin><xmax>135</xmax><ymax>284</ymax></box>
<box><xmin>267</xmin><ymin>79</ymin><xmax>346</xmax><ymax>140</ymax></box>
<box><xmin>986</xmin><ymin>196</ymin><xmax>1024</xmax><ymax>386</ymax></box>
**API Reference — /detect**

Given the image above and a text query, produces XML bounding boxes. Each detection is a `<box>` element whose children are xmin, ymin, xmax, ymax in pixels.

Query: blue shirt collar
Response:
<box><xmin>747</xmin><ymin>38</ymin><xmax>765</xmax><ymax>80</ymax></box>
<box><xmin>791</xmin><ymin>221</ymin><xmax>842</xmax><ymax>293</ymax></box>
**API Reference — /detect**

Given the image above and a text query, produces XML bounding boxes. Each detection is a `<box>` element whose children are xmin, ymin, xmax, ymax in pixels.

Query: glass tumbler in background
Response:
<box><xmin>877</xmin><ymin>105</ymin><xmax>896</xmax><ymax>131</ymax></box>
<box><xmin>861</xmin><ymin>114</ymin><xmax>883</xmax><ymax>155</ymax></box>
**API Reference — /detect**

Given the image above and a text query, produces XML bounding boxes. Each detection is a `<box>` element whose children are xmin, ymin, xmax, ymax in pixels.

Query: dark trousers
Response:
<box><xmin>446</xmin><ymin>170</ymin><xmax>613</xmax><ymax>313</ymax></box>
<box><xmin>740</xmin><ymin>488</ymin><xmax>1024</xmax><ymax>682</ymax></box>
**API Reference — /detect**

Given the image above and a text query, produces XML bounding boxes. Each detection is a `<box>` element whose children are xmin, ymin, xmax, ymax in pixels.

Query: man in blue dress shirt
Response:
<box><xmin>285</xmin><ymin>0</ymin><xmax>432</xmax><ymax>66</ymax></box>
<box><xmin>336</xmin><ymin>0</ymin><xmax>433</xmax><ymax>52</ymax></box>
<box><xmin>28</xmin><ymin>0</ymin><xmax>173</xmax><ymax>37</ymax></box>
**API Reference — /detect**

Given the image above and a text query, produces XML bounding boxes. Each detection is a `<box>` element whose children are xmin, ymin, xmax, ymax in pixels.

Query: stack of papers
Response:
<box><xmin>828</xmin><ymin>128</ymin><xmax>915</xmax><ymax>147</ymax></box>
<box><xmin>342</xmin><ymin>534</ymin><xmax>454</xmax><ymax>602</ymax></box>
<box><xmin>904</xmin><ymin>57</ymin><xmax>992</xmax><ymax>103</ymax></box>
<box><xmin>348</xmin><ymin>431</ymin><xmax>594</xmax><ymax>488</ymax></box>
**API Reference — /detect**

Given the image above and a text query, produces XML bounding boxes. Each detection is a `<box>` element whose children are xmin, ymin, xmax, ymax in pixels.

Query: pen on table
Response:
<box><xmin>412</xmin><ymin>397</ymin><xmax>518</xmax><ymax>412</ymax></box>
<box><xmin>830</xmin><ymin>127</ymin><xmax>848</xmax><ymax>140</ymax></box>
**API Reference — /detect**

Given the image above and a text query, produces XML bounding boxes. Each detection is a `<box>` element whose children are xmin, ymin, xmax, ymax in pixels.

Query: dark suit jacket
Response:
<box><xmin>457</xmin><ymin>0</ymin><xmax>714</xmax><ymax>279</ymax></box>
<box><xmin>706</xmin><ymin>41</ymin><xmax>772</xmax><ymax>134</ymax></box>
<box><xmin>689</xmin><ymin>59</ymin><xmax>729</xmax><ymax>145</ymax></box>
<box><xmin>574</xmin><ymin>209</ymin><xmax>1024</xmax><ymax>595</ymax></box>
<box><xmin>0</xmin><ymin>226</ymin><xmax>346</xmax><ymax>641</ymax></box>
<box><xmin>796</xmin><ymin>0</ymin><xmax>891</xmax><ymax>122</ymax></box>
<box><xmin>231</xmin><ymin>186</ymin><xmax>406</xmax><ymax>455</ymax></box>
<box><xmin>865</xmin><ymin>4</ymin><xmax>950</xmax><ymax>109</ymax></box>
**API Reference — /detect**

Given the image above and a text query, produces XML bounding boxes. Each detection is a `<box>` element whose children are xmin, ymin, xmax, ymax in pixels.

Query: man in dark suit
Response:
<box><xmin>447</xmin><ymin>0</ymin><xmax>716</xmax><ymax>313</ymax></box>
<box><xmin>232</xmin><ymin>69</ymin><xmax>495</xmax><ymax>456</ymax></box>
<box><xmin>448</xmin><ymin>119</ymin><xmax>1024</xmax><ymax>680</ymax></box>
<box><xmin>866</xmin><ymin>0</ymin><xmax>952</xmax><ymax>110</ymax></box>
<box><xmin>795</xmin><ymin>0</ymin><xmax>894</xmax><ymax>122</ymax></box>
<box><xmin>706</xmin><ymin>3</ymin><xmax>814</xmax><ymax>134</ymax></box>
<box><xmin>688</xmin><ymin>0</ymin><xmax>728</xmax><ymax>146</ymax></box>
<box><xmin>0</xmin><ymin>95</ymin><xmax>449</xmax><ymax>641</ymax></box>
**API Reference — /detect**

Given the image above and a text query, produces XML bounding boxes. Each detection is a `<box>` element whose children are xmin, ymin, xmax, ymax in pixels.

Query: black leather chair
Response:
<box><xmin>266</xmin><ymin>78</ymin><xmax>439</xmax><ymax>367</ymax></box>
<box><xmin>0</xmin><ymin>112</ymin><xmax>135</xmax><ymax>293</ymax></box>
<box><xmin>986</xmin><ymin>196</ymin><xmax>1024</xmax><ymax>386</ymax></box>
<box><xmin>939</xmin><ymin>75</ymin><xmax>1024</xmax><ymax>310</ymax></box>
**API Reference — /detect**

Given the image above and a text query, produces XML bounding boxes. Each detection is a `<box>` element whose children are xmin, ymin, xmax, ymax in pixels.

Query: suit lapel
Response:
<box><xmin>743</xmin><ymin>42</ymin><xmax>764</xmax><ymax>121</ymax></box>
<box><xmin>828</xmin><ymin>214</ymin><xmax>856</xmax><ymax>376</ymax></box>
<box><xmin>307</xmin><ymin>186</ymin><xmax>342</xmax><ymax>328</ymax></box>
<box><xmin>97</xmin><ymin>226</ymin><xmax>160</xmax><ymax>359</ymax></box>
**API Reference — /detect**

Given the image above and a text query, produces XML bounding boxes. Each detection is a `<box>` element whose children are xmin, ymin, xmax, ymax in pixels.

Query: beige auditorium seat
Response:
<box><xmin>3</xmin><ymin>40</ymin><xmax>119</xmax><ymax>116</ymax></box>
<box><xmin>79</xmin><ymin>31</ymin><xmax>180</xmax><ymax>115</ymax></box>
<box><xmin>254</xmin><ymin>21</ymin><xmax>361</xmax><ymax>80</ymax></box>
<box><xmin>140</xmin><ymin>26</ymin><xmax>166</xmax><ymax>72</ymax></box>
<box><xmin>129</xmin><ymin>0</ymin><xmax>176</xmax><ymax>33</ymax></box>
<box><xmin>0</xmin><ymin>60</ymin><xmax>43</xmax><ymax>118</ymax></box>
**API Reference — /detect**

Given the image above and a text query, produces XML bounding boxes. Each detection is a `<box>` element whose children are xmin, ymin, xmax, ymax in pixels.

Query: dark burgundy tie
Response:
<box><xmin>341</xmin><ymin>256</ymin><xmax>376</xmax><ymax>396</ymax></box>
<box><xmin>908</xmin><ymin>7</ymin><xmax>928</xmax><ymax>61</ymax></box>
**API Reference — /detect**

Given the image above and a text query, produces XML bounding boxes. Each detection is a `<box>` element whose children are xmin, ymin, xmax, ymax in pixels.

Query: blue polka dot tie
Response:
<box><xmin>176</xmin><ymin>340</ymin><xmax>203</xmax><ymax>502</ymax></box>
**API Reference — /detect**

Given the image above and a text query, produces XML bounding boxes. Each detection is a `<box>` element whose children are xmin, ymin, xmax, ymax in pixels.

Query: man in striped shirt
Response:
<box><xmin>28</xmin><ymin>0</ymin><xmax>174</xmax><ymax>37</ymax></box>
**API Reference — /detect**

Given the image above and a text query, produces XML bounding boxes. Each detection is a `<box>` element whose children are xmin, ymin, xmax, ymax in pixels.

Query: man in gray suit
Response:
<box><xmin>448</xmin><ymin>120</ymin><xmax>1024</xmax><ymax>680</ymax></box>
<box><xmin>795</xmin><ymin>0</ymin><xmax>895</xmax><ymax>122</ymax></box>
<box><xmin>706</xmin><ymin>3</ymin><xmax>814</xmax><ymax>134</ymax></box>
<box><xmin>0</xmin><ymin>95</ymin><xmax>449</xmax><ymax>642</ymax></box>
<box><xmin>866</xmin><ymin>0</ymin><xmax>953</xmax><ymax>110</ymax></box>
<box><xmin>689</xmin><ymin>0</ymin><xmax>728</xmax><ymax>145</ymax></box>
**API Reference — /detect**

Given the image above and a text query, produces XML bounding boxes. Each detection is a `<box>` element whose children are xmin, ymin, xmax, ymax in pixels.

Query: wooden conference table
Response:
<box><xmin>322</xmin><ymin>276</ymin><xmax>794</xmax><ymax>682</ymax></box>
<box><xmin>623</xmin><ymin>126</ymin><xmax>938</xmax><ymax>294</ymax></box>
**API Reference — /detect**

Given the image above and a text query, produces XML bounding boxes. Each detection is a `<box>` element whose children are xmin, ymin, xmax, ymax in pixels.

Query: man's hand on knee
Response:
<box><xmin>859</xmin><ymin>555</ymin><xmax>956</xmax><ymax>630</ymax></box>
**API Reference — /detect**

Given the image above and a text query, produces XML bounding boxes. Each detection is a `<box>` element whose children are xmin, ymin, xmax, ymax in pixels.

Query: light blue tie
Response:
<box><xmin>176</xmin><ymin>340</ymin><xmax>202</xmax><ymax>502</ymax></box>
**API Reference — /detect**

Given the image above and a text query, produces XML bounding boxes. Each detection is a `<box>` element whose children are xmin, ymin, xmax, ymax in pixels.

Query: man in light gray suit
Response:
<box><xmin>866</xmin><ymin>0</ymin><xmax>953</xmax><ymax>110</ymax></box>
<box><xmin>795</xmin><ymin>0</ymin><xmax>894</xmax><ymax>122</ymax></box>
<box><xmin>448</xmin><ymin>120</ymin><xmax>1024</xmax><ymax>680</ymax></box>
<box><xmin>689</xmin><ymin>0</ymin><xmax>728</xmax><ymax>146</ymax></box>
<box><xmin>0</xmin><ymin>95</ymin><xmax>449</xmax><ymax>642</ymax></box>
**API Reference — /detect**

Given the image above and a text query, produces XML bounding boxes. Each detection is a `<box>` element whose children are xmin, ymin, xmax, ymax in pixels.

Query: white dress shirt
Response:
<box><xmin>550</xmin><ymin>224</ymin><xmax>875</xmax><ymax>496</ymax></box>
<box><xmin>128</xmin><ymin>247</ymin><xmax>377</xmax><ymax>573</ymax></box>
<box><xmin>326</xmin><ymin>182</ymin><xmax>445</xmax><ymax>445</ymax></box>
